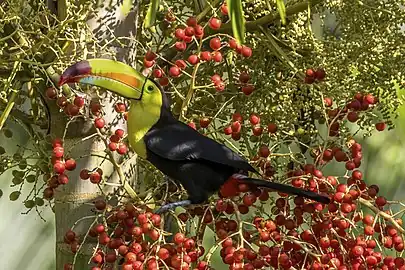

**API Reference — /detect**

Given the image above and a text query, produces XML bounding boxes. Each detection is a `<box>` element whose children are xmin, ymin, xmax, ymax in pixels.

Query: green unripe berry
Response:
<box><xmin>35</xmin><ymin>197</ymin><xmax>44</xmax><ymax>206</ymax></box>
<box><xmin>26</xmin><ymin>175</ymin><xmax>36</xmax><ymax>183</ymax></box>
<box><xmin>24</xmin><ymin>200</ymin><xmax>35</xmax><ymax>208</ymax></box>
<box><xmin>9</xmin><ymin>191</ymin><xmax>21</xmax><ymax>201</ymax></box>
<box><xmin>12</xmin><ymin>177</ymin><xmax>24</xmax><ymax>185</ymax></box>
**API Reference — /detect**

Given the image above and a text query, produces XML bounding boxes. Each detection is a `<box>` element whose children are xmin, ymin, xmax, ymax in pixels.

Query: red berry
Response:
<box><xmin>242</xmin><ymin>85</ymin><xmax>254</xmax><ymax>95</ymax></box>
<box><xmin>184</xmin><ymin>26</ymin><xmax>195</xmax><ymax>36</ymax></box>
<box><xmin>175</xmin><ymin>59</ymin><xmax>187</xmax><ymax>69</ymax></box>
<box><xmin>194</xmin><ymin>25</ymin><xmax>204</xmax><ymax>36</ymax></box>
<box><xmin>241</xmin><ymin>46</ymin><xmax>252</xmax><ymax>57</ymax></box>
<box><xmin>43</xmin><ymin>187</ymin><xmax>54</xmax><ymax>199</ymax></box>
<box><xmin>375</xmin><ymin>122</ymin><xmax>386</xmax><ymax>131</ymax></box>
<box><xmin>153</xmin><ymin>69</ymin><xmax>164</xmax><ymax>78</ymax></box>
<box><xmin>57</xmin><ymin>174</ymin><xmax>69</xmax><ymax>185</ymax></box>
<box><xmin>200</xmin><ymin>117</ymin><xmax>210</xmax><ymax>128</ymax></box>
<box><xmin>209</xmin><ymin>37</ymin><xmax>221</xmax><ymax>50</ymax></box>
<box><xmin>351</xmin><ymin>246</ymin><xmax>364</xmax><ymax>257</ymax></box>
<box><xmin>221</xmin><ymin>4</ymin><xmax>228</xmax><ymax>15</ymax></box>
<box><xmin>212</xmin><ymin>51</ymin><xmax>223</xmax><ymax>62</ymax></box>
<box><xmin>232</xmin><ymin>112</ymin><xmax>243</xmax><ymax>122</ymax></box>
<box><xmin>259</xmin><ymin>145</ymin><xmax>270</xmax><ymax>158</ymax></box>
<box><xmin>375</xmin><ymin>196</ymin><xmax>387</xmax><ymax>207</ymax></box>
<box><xmin>80</xmin><ymin>169</ymin><xmax>90</xmax><ymax>180</ymax></box>
<box><xmin>175</xmin><ymin>28</ymin><xmax>185</xmax><ymax>40</ymax></box>
<box><xmin>117</xmin><ymin>143</ymin><xmax>128</xmax><ymax>155</ymax></box>
<box><xmin>186</xmin><ymin>17</ymin><xmax>197</xmax><ymax>27</ymax></box>
<box><xmin>345</xmin><ymin>161</ymin><xmax>355</xmax><ymax>170</ymax></box>
<box><xmin>226</xmin><ymin>38</ymin><xmax>237</xmax><ymax>50</ymax></box>
<box><xmin>65</xmin><ymin>158</ymin><xmax>76</xmax><ymax>171</ymax></box>
<box><xmin>239</xmin><ymin>72</ymin><xmax>250</xmax><ymax>83</ymax></box>
<box><xmin>188</xmin><ymin>54</ymin><xmax>199</xmax><ymax>65</ymax></box>
<box><xmin>174</xmin><ymin>233</ymin><xmax>185</xmax><ymax>244</ymax></box>
<box><xmin>306</xmin><ymin>69</ymin><xmax>315</xmax><ymax>77</ymax></box>
<box><xmin>143</xmin><ymin>58</ymin><xmax>155</xmax><ymax>68</ymax></box>
<box><xmin>94</xmin><ymin>199</ymin><xmax>106</xmax><ymax>210</ymax></box>
<box><xmin>352</xmin><ymin>170</ymin><xmax>362</xmax><ymax>180</ymax></box>
<box><xmin>223</xmin><ymin>126</ymin><xmax>232</xmax><ymax>135</ymax></box>
<box><xmin>188</xmin><ymin>122</ymin><xmax>196</xmax><ymax>130</ymax></box>
<box><xmin>267</xmin><ymin>123</ymin><xmax>277</xmax><ymax>133</ymax></box>
<box><xmin>159</xmin><ymin>77</ymin><xmax>169</xmax><ymax>86</ymax></box>
<box><xmin>365</xmin><ymin>94</ymin><xmax>377</xmax><ymax>105</ymax></box>
<box><xmin>73</xmin><ymin>96</ymin><xmax>85</xmax><ymax>107</ymax></box>
<box><xmin>211</xmin><ymin>74</ymin><xmax>222</xmax><ymax>83</ymax></box>
<box><xmin>145</xmin><ymin>51</ymin><xmax>156</xmax><ymax>61</ymax></box>
<box><xmin>53</xmin><ymin>146</ymin><xmax>64</xmax><ymax>158</ymax></box>
<box><xmin>157</xmin><ymin>247</ymin><xmax>169</xmax><ymax>260</ymax></box>
<box><xmin>315</xmin><ymin>68</ymin><xmax>326</xmax><ymax>80</ymax></box>
<box><xmin>53</xmin><ymin>162</ymin><xmax>65</xmax><ymax>174</ymax></box>
<box><xmin>208</xmin><ymin>17</ymin><xmax>221</xmax><ymax>29</ymax></box>
<box><xmin>231</xmin><ymin>121</ymin><xmax>241</xmax><ymax>133</ymax></box>
<box><xmin>249</xmin><ymin>114</ymin><xmax>260</xmax><ymax>125</ymax></box>
<box><xmin>324</xmin><ymin>97</ymin><xmax>333</xmax><ymax>107</ymax></box>
<box><xmin>175</xmin><ymin>41</ymin><xmax>187</xmax><ymax>51</ymax></box>
<box><xmin>200</xmin><ymin>51</ymin><xmax>212</xmax><ymax>61</ymax></box>
<box><xmin>114</xmin><ymin>102</ymin><xmax>126</xmax><ymax>113</ymax></box>
<box><xmin>169</xmin><ymin>66</ymin><xmax>181</xmax><ymax>77</ymax></box>
<box><xmin>347</xmin><ymin>111</ymin><xmax>359</xmax><ymax>122</ymax></box>
<box><xmin>57</xmin><ymin>96</ymin><xmax>68</xmax><ymax>107</ymax></box>
<box><xmin>52</xmin><ymin>138</ymin><xmax>63</xmax><ymax>148</ymax></box>
<box><xmin>46</xmin><ymin>87</ymin><xmax>58</xmax><ymax>99</ymax></box>
<box><xmin>90</xmin><ymin>171</ymin><xmax>102</xmax><ymax>184</ymax></box>
<box><xmin>304</xmin><ymin>76</ymin><xmax>315</xmax><ymax>84</ymax></box>
<box><xmin>94</xmin><ymin>117</ymin><xmax>105</xmax><ymax>129</ymax></box>
<box><xmin>90</xmin><ymin>101</ymin><xmax>101</xmax><ymax>115</ymax></box>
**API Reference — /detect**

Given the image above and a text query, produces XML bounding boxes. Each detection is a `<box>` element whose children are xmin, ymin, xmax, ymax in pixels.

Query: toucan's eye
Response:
<box><xmin>147</xmin><ymin>85</ymin><xmax>154</xmax><ymax>92</ymax></box>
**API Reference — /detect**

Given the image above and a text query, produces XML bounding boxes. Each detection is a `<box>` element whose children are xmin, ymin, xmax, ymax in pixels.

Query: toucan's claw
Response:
<box><xmin>155</xmin><ymin>200</ymin><xmax>192</xmax><ymax>214</ymax></box>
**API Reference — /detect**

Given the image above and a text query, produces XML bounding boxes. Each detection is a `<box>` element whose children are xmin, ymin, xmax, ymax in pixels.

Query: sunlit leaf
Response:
<box><xmin>144</xmin><ymin>0</ymin><xmax>160</xmax><ymax>28</ymax></box>
<box><xmin>276</xmin><ymin>0</ymin><xmax>287</xmax><ymax>25</ymax></box>
<box><xmin>227</xmin><ymin>0</ymin><xmax>245</xmax><ymax>44</ymax></box>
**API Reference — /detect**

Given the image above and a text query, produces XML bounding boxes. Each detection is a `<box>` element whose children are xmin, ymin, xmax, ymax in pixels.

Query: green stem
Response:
<box><xmin>0</xmin><ymin>91</ymin><xmax>18</xmax><ymax>130</ymax></box>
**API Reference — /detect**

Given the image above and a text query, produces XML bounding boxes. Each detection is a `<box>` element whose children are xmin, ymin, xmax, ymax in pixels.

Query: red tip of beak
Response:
<box><xmin>59</xmin><ymin>60</ymin><xmax>92</xmax><ymax>87</ymax></box>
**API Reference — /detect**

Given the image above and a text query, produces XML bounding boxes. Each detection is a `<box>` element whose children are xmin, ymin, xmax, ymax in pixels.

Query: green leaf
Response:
<box><xmin>227</xmin><ymin>0</ymin><xmax>245</xmax><ymax>44</ymax></box>
<box><xmin>276</xmin><ymin>0</ymin><xmax>287</xmax><ymax>25</ymax></box>
<box><xmin>144</xmin><ymin>0</ymin><xmax>160</xmax><ymax>28</ymax></box>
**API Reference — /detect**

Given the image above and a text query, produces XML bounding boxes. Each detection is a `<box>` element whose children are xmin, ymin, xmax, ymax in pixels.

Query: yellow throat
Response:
<box><xmin>126</xmin><ymin>80</ymin><xmax>163</xmax><ymax>159</ymax></box>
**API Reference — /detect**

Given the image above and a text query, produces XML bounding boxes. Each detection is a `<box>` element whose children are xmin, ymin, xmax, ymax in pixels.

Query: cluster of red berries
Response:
<box><xmin>324</xmin><ymin>92</ymin><xmax>385</xmax><ymax>135</ymax></box>
<box><xmin>304</xmin><ymin>68</ymin><xmax>326</xmax><ymax>84</ymax></box>
<box><xmin>79</xmin><ymin>168</ymin><xmax>103</xmax><ymax>185</ymax></box>
<box><xmin>208</xmin><ymin>163</ymin><xmax>403</xmax><ymax>270</ymax></box>
<box><xmin>146</xmin><ymin>13</ymin><xmax>253</xmax><ymax>94</ymax></box>
<box><xmin>63</xmin><ymin>205</ymin><xmax>206</xmax><ymax>270</ymax></box>
<box><xmin>43</xmin><ymin>138</ymin><xmax>77</xmax><ymax>200</ymax></box>
<box><xmin>92</xmin><ymin>101</ymin><xmax>129</xmax><ymax>155</ymax></box>
<box><xmin>46</xmin><ymin>87</ymin><xmax>86</xmax><ymax>117</ymax></box>
<box><xmin>238</xmin><ymin>72</ymin><xmax>254</xmax><ymax>96</ymax></box>
<box><xmin>222</xmin><ymin>112</ymin><xmax>278</xmax><ymax>141</ymax></box>
<box><xmin>107</xmin><ymin>128</ymin><xmax>128</xmax><ymax>155</ymax></box>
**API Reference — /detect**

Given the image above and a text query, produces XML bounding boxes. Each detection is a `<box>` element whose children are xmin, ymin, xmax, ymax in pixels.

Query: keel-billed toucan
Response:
<box><xmin>59</xmin><ymin>59</ymin><xmax>330</xmax><ymax>212</ymax></box>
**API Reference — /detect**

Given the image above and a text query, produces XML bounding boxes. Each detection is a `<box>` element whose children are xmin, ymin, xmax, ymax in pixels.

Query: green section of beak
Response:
<box><xmin>59</xmin><ymin>59</ymin><xmax>146</xmax><ymax>100</ymax></box>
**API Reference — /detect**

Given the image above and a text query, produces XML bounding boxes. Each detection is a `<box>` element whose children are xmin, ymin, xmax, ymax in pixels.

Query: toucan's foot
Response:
<box><xmin>155</xmin><ymin>200</ymin><xmax>192</xmax><ymax>214</ymax></box>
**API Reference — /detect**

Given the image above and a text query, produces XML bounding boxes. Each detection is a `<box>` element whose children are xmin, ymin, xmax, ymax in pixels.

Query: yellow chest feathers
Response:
<box><xmin>127</xmin><ymin>95</ymin><xmax>162</xmax><ymax>159</ymax></box>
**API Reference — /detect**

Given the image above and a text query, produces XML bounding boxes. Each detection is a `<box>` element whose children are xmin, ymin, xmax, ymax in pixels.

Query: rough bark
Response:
<box><xmin>53</xmin><ymin>1</ymin><xmax>139</xmax><ymax>269</ymax></box>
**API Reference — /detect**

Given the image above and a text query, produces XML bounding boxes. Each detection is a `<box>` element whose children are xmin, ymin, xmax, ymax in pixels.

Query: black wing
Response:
<box><xmin>144</xmin><ymin>121</ymin><xmax>257</xmax><ymax>173</ymax></box>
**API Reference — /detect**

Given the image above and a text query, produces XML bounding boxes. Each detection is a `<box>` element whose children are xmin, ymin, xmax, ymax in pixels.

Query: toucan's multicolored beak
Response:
<box><xmin>59</xmin><ymin>59</ymin><xmax>146</xmax><ymax>100</ymax></box>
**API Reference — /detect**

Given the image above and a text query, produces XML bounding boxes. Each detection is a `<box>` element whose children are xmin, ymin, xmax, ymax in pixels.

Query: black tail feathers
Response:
<box><xmin>234</xmin><ymin>174</ymin><xmax>330</xmax><ymax>204</ymax></box>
